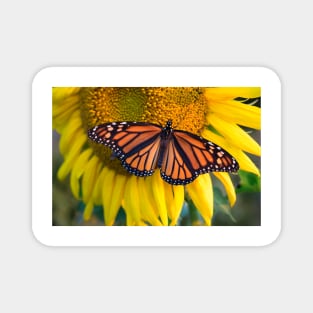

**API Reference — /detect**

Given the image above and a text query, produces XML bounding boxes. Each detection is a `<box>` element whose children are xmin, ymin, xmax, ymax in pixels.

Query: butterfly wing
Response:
<box><xmin>160</xmin><ymin>130</ymin><xmax>239</xmax><ymax>185</ymax></box>
<box><xmin>88</xmin><ymin>122</ymin><xmax>162</xmax><ymax>176</ymax></box>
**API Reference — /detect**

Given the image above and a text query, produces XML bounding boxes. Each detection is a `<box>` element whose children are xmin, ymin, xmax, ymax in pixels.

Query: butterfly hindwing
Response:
<box><xmin>160</xmin><ymin>137</ymin><xmax>196</xmax><ymax>184</ymax></box>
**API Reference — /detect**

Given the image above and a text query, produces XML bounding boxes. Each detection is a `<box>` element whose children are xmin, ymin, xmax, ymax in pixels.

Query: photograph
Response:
<box><xmin>52</xmin><ymin>86</ymin><xmax>261</xmax><ymax>227</ymax></box>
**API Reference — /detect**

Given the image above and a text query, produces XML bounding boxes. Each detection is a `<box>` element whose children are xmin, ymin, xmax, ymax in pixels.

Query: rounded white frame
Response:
<box><xmin>32</xmin><ymin>67</ymin><xmax>281</xmax><ymax>246</ymax></box>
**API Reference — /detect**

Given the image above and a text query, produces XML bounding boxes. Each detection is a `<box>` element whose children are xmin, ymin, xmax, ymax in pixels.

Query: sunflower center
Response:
<box><xmin>80</xmin><ymin>87</ymin><xmax>209</xmax><ymax>174</ymax></box>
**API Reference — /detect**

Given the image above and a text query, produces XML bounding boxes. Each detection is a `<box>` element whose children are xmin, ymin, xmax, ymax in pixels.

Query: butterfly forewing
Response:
<box><xmin>88</xmin><ymin>122</ymin><xmax>162</xmax><ymax>176</ymax></box>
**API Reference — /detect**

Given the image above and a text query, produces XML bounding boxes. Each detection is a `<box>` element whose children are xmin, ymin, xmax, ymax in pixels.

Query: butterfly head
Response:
<box><xmin>161</xmin><ymin>120</ymin><xmax>173</xmax><ymax>139</ymax></box>
<box><xmin>166</xmin><ymin>119</ymin><xmax>172</xmax><ymax>127</ymax></box>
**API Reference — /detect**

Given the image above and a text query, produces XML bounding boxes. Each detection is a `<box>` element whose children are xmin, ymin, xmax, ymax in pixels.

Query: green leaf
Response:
<box><xmin>236</xmin><ymin>170</ymin><xmax>261</xmax><ymax>193</ymax></box>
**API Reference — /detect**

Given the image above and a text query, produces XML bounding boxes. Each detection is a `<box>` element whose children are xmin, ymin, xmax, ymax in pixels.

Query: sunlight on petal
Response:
<box><xmin>204</xmin><ymin>87</ymin><xmax>261</xmax><ymax>100</ymax></box>
<box><xmin>207</xmin><ymin>113</ymin><xmax>261</xmax><ymax>155</ymax></box>
<box><xmin>209</xmin><ymin>100</ymin><xmax>261</xmax><ymax>130</ymax></box>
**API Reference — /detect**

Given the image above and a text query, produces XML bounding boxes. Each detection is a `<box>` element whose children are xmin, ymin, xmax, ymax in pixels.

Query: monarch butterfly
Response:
<box><xmin>88</xmin><ymin>120</ymin><xmax>239</xmax><ymax>185</ymax></box>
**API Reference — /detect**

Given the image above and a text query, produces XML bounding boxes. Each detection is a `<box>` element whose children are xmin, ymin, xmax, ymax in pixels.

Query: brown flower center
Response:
<box><xmin>80</xmin><ymin>87</ymin><xmax>209</xmax><ymax>174</ymax></box>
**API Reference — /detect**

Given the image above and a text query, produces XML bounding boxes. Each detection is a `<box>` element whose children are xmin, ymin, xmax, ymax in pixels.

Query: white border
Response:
<box><xmin>32</xmin><ymin>67</ymin><xmax>281</xmax><ymax>246</ymax></box>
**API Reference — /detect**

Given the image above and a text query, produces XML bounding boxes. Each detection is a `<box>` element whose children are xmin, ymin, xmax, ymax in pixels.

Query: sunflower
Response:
<box><xmin>53</xmin><ymin>87</ymin><xmax>261</xmax><ymax>226</ymax></box>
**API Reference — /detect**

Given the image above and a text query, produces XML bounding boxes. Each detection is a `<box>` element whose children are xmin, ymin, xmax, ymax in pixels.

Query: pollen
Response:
<box><xmin>141</xmin><ymin>87</ymin><xmax>208</xmax><ymax>135</ymax></box>
<box><xmin>80</xmin><ymin>87</ymin><xmax>209</xmax><ymax>174</ymax></box>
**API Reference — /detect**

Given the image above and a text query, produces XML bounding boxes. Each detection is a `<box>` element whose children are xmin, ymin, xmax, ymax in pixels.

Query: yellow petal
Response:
<box><xmin>92</xmin><ymin>165</ymin><xmax>106</xmax><ymax>205</ymax></box>
<box><xmin>209</xmin><ymin>99</ymin><xmax>261</xmax><ymax>130</ymax></box>
<box><xmin>234</xmin><ymin>150</ymin><xmax>260</xmax><ymax>176</ymax></box>
<box><xmin>59</xmin><ymin>112</ymin><xmax>83</xmax><ymax>155</ymax></box>
<box><xmin>102</xmin><ymin>169</ymin><xmax>120</xmax><ymax>226</ymax></box>
<box><xmin>172</xmin><ymin>186</ymin><xmax>185</xmax><ymax>225</ymax></box>
<box><xmin>205</xmin><ymin>87</ymin><xmax>261</xmax><ymax>99</ymax></box>
<box><xmin>52</xmin><ymin>94</ymin><xmax>80</xmax><ymax>118</ymax></box>
<box><xmin>137</xmin><ymin>221</ymin><xmax>148</xmax><ymax>226</ymax></box>
<box><xmin>149</xmin><ymin>171</ymin><xmax>168</xmax><ymax>226</ymax></box>
<box><xmin>172</xmin><ymin>186</ymin><xmax>185</xmax><ymax>224</ymax></box>
<box><xmin>213</xmin><ymin>172</ymin><xmax>236</xmax><ymax>207</ymax></box>
<box><xmin>123</xmin><ymin>175</ymin><xmax>141</xmax><ymax>225</ymax></box>
<box><xmin>70</xmin><ymin>148</ymin><xmax>93</xmax><ymax>198</ymax></box>
<box><xmin>202</xmin><ymin>129</ymin><xmax>236</xmax><ymax>152</ymax></box>
<box><xmin>186</xmin><ymin>174</ymin><xmax>213</xmax><ymax>225</ymax></box>
<box><xmin>142</xmin><ymin>176</ymin><xmax>161</xmax><ymax>218</ymax></box>
<box><xmin>125</xmin><ymin>213</ymin><xmax>135</xmax><ymax>226</ymax></box>
<box><xmin>207</xmin><ymin>113</ymin><xmax>261</xmax><ymax>156</ymax></box>
<box><xmin>53</xmin><ymin>106</ymin><xmax>81</xmax><ymax>133</ymax></box>
<box><xmin>137</xmin><ymin>178</ymin><xmax>162</xmax><ymax>226</ymax></box>
<box><xmin>83</xmin><ymin>200</ymin><xmax>94</xmax><ymax>221</ymax></box>
<box><xmin>107</xmin><ymin>173</ymin><xmax>127</xmax><ymax>225</ymax></box>
<box><xmin>81</xmin><ymin>155</ymin><xmax>102</xmax><ymax>202</ymax></box>
<box><xmin>52</xmin><ymin>87</ymin><xmax>80</xmax><ymax>102</ymax></box>
<box><xmin>57</xmin><ymin>133</ymin><xmax>87</xmax><ymax>180</ymax></box>
<box><xmin>163</xmin><ymin>183</ymin><xmax>184</xmax><ymax>226</ymax></box>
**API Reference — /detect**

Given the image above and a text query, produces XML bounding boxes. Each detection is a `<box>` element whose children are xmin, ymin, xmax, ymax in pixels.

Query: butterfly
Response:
<box><xmin>88</xmin><ymin>120</ymin><xmax>239</xmax><ymax>185</ymax></box>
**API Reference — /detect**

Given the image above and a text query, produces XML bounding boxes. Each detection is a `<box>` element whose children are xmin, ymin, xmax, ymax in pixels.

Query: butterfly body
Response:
<box><xmin>88</xmin><ymin>120</ymin><xmax>239</xmax><ymax>185</ymax></box>
<box><xmin>157</xmin><ymin>121</ymin><xmax>173</xmax><ymax>168</ymax></box>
